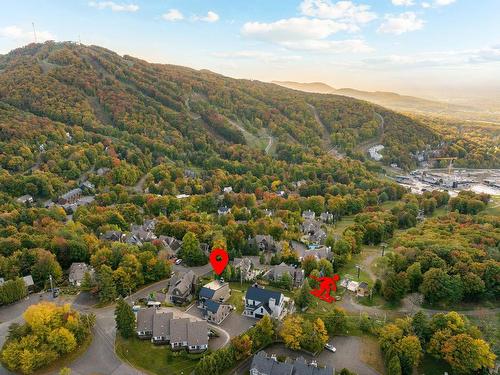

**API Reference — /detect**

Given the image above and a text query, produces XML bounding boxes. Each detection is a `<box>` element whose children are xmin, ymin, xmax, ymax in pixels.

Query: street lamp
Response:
<box><xmin>381</xmin><ymin>243</ymin><xmax>388</xmax><ymax>256</ymax></box>
<box><xmin>355</xmin><ymin>265</ymin><xmax>361</xmax><ymax>280</ymax></box>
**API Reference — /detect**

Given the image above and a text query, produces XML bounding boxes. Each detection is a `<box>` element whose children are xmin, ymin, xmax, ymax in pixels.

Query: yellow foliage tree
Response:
<box><xmin>280</xmin><ymin>315</ymin><xmax>303</xmax><ymax>350</ymax></box>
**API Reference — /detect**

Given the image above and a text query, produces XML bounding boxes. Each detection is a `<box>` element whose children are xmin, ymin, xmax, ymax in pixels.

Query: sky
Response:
<box><xmin>0</xmin><ymin>0</ymin><xmax>499</xmax><ymax>99</ymax></box>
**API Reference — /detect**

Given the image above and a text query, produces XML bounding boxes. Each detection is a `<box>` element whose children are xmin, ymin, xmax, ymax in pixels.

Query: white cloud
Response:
<box><xmin>242</xmin><ymin>17</ymin><xmax>355</xmax><ymax>43</ymax></box>
<box><xmin>378</xmin><ymin>12</ymin><xmax>424</xmax><ymax>34</ymax></box>
<box><xmin>88</xmin><ymin>1</ymin><xmax>139</xmax><ymax>12</ymax></box>
<box><xmin>0</xmin><ymin>25</ymin><xmax>55</xmax><ymax>43</ymax></box>
<box><xmin>299</xmin><ymin>0</ymin><xmax>377</xmax><ymax>25</ymax></box>
<box><xmin>364</xmin><ymin>46</ymin><xmax>500</xmax><ymax>67</ymax></box>
<box><xmin>212</xmin><ymin>50</ymin><xmax>302</xmax><ymax>63</ymax></box>
<box><xmin>392</xmin><ymin>0</ymin><xmax>415</xmax><ymax>6</ymax></box>
<box><xmin>421</xmin><ymin>0</ymin><xmax>455</xmax><ymax>8</ymax></box>
<box><xmin>162</xmin><ymin>9</ymin><xmax>184</xmax><ymax>22</ymax></box>
<box><xmin>280</xmin><ymin>39</ymin><xmax>373</xmax><ymax>52</ymax></box>
<box><xmin>193</xmin><ymin>11</ymin><xmax>220</xmax><ymax>23</ymax></box>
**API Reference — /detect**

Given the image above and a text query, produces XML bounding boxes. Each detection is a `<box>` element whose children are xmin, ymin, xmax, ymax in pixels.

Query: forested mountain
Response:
<box><xmin>0</xmin><ymin>42</ymin><xmax>441</xmax><ymax>185</ymax></box>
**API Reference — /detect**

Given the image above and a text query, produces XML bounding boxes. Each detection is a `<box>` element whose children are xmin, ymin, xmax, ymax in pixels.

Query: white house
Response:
<box><xmin>243</xmin><ymin>285</ymin><xmax>288</xmax><ymax>319</ymax></box>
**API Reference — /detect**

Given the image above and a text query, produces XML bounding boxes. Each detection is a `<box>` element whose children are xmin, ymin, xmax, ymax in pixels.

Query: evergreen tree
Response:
<box><xmin>115</xmin><ymin>298</ymin><xmax>136</xmax><ymax>338</ymax></box>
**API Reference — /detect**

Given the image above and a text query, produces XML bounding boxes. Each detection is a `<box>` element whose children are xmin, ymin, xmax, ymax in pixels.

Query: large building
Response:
<box><xmin>243</xmin><ymin>285</ymin><xmax>290</xmax><ymax>319</ymax></box>
<box><xmin>136</xmin><ymin>308</ymin><xmax>208</xmax><ymax>353</ymax></box>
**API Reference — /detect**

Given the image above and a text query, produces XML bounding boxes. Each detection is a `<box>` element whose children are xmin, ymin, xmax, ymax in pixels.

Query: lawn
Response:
<box><xmin>115</xmin><ymin>336</ymin><xmax>203</xmax><ymax>375</ymax></box>
<box><xmin>483</xmin><ymin>195</ymin><xmax>500</xmax><ymax>216</ymax></box>
<box><xmin>331</xmin><ymin>216</ymin><xmax>355</xmax><ymax>236</ymax></box>
<box><xmin>418</xmin><ymin>355</ymin><xmax>451</xmax><ymax>375</ymax></box>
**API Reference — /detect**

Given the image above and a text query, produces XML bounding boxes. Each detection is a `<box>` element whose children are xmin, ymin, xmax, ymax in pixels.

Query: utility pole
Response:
<box><xmin>49</xmin><ymin>274</ymin><xmax>54</xmax><ymax>293</ymax></box>
<box><xmin>355</xmin><ymin>265</ymin><xmax>361</xmax><ymax>280</ymax></box>
<box><xmin>32</xmin><ymin>22</ymin><xmax>37</xmax><ymax>43</ymax></box>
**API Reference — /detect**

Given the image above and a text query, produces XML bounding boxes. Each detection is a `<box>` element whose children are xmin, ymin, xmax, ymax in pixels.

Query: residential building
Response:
<box><xmin>68</xmin><ymin>262</ymin><xmax>93</xmax><ymax>286</ymax></box>
<box><xmin>157</xmin><ymin>235</ymin><xmax>182</xmax><ymax>254</ymax></box>
<box><xmin>290</xmin><ymin>241</ymin><xmax>332</xmax><ymax>261</ymax></box>
<box><xmin>243</xmin><ymin>285</ymin><xmax>288</xmax><ymax>319</ymax></box>
<box><xmin>250</xmin><ymin>351</ymin><xmax>334</xmax><ymax>375</ymax></box>
<box><xmin>232</xmin><ymin>257</ymin><xmax>253</xmax><ymax>281</ymax></box>
<box><xmin>301</xmin><ymin>220</ymin><xmax>326</xmax><ymax>244</ymax></box>
<box><xmin>16</xmin><ymin>195</ymin><xmax>34</xmax><ymax>205</ymax></box>
<box><xmin>319</xmin><ymin>212</ymin><xmax>334</xmax><ymax>223</ymax></box>
<box><xmin>203</xmin><ymin>300</ymin><xmax>232</xmax><ymax>324</ymax></box>
<box><xmin>58</xmin><ymin>188</ymin><xmax>82</xmax><ymax>205</ymax></box>
<box><xmin>136</xmin><ymin>308</ymin><xmax>155</xmax><ymax>338</ymax></box>
<box><xmin>131</xmin><ymin>220</ymin><xmax>157</xmax><ymax>242</ymax></box>
<box><xmin>199</xmin><ymin>279</ymin><xmax>231</xmax><ymax>306</ymax></box>
<box><xmin>169</xmin><ymin>271</ymin><xmax>197</xmax><ymax>305</ymax></box>
<box><xmin>270</xmin><ymin>262</ymin><xmax>304</xmax><ymax>287</ymax></box>
<box><xmin>100</xmin><ymin>230</ymin><xmax>124</xmax><ymax>242</ymax></box>
<box><xmin>223</xmin><ymin>186</ymin><xmax>233</xmax><ymax>193</ymax></box>
<box><xmin>80</xmin><ymin>180</ymin><xmax>95</xmax><ymax>192</ymax></box>
<box><xmin>22</xmin><ymin>275</ymin><xmax>35</xmax><ymax>292</ymax></box>
<box><xmin>302</xmin><ymin>210</ymin><xmax>316</xmax><ymax>220</ymax></box>
<box><xmin>357</xmin><ymin>282</ymin><xmax>370</xmax><ymax>297</ymax></box>
<box><xmin>137</xmin><ymin>309</ymin><xmax>209</xmax><ymax>352</ymax></box>
<box><xmin>217</xmin><ymin>206</ymin><xmax>231</xmax><ymax>215</ymax></box>
<box><xmin>96</xmin><ymin>167</ymin><xmax>110</xmax><ymax>176</ymax></box>
<box><xmin>250</xmin><ymin>235</ymin><xmax>276</xmax><ymax>252</ymax></box>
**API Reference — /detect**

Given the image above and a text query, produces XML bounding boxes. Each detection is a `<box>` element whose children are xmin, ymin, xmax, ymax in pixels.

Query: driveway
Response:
<box><xmin>235</xmin><ymin>337</ymin><xmax>382</xmax><ymax>375</ymax></box>
<box><xmin>186</xmin><ymin>304</ymin><xmax>255</xmax><ymax>339</ymax></box>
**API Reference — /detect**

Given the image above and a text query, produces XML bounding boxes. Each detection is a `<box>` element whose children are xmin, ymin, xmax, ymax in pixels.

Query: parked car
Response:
<box><xmin>175</xmin><ymin>258</ymin><xmax>183</xmax><ymax>265</ymax></box>
<box><xmin>325</xmin><ymin>343</ymin><xmax>336</xmax><ymax>352</ymax></box>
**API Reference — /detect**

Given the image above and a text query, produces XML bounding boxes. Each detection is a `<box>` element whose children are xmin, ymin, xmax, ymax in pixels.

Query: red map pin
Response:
<box><xmin>209</xmin><ymin>248</ymin><xmax>229</xmax><ymax>275</ymax></box>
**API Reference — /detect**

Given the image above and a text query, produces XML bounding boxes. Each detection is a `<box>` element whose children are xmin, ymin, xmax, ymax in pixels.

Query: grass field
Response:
<box><xmin>483</xmin><ymin>195</ymin><xmax>500</xmax><ymax>216</ymax></box>
<box><xmin>115</xmin><ymin>336</ymin><xmax>203</xmax><ymax>375</ymax></box>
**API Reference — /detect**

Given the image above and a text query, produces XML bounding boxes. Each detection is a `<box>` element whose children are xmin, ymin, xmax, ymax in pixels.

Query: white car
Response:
<box><xmin>175</xmin><ymin>258</ymin><xmax>183</xmax><ymax>265</ymax></box>
<box><xmin>325</xmin><ymin>343</ymin><xmax>336</xmax><ymax>353</ymax></box>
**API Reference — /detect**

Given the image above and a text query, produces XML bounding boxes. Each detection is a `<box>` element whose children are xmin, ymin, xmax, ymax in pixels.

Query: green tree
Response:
<box><xmin>406</xmin><ymin>262</ymin><xmax>422</xmax><ymax>292</ymax></box>
<box><xmin>383</xmin><ymin>272</ymin><xmax>409</xmax><ymax>303</ymax></box>
<box><xmin>295</xmin><ymin>279</ymin><xmax>313</xmax><ymax>309</ymax></box>
<box><xmin>97</xmin><ymin>265</ymin><xmax>117</xmax><ymax>303</ymax></box>
<box><xmin>387</xmin><ymin>355</ymin><xmax>402</xmax><ymax>375</ymax></box>
<box><xmin>115</xmin><ymin>298</ymin><xmax>136</xmax><ymax>338</ymax></box>
<box><xmin>324</xmin><ymin>308</ymin><xmax>347</xmax><ymax>334</ymax></box>
<box><xmin>180</xmin><ymin>232</ymin><xmax>206</xmax><ymax>266</ymax></box>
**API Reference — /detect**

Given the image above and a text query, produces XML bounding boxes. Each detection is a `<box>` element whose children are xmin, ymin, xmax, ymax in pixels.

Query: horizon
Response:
<box><xmin>1</xmin><ymin>0</ymin><xmax>499</xmax><ymax>100</ymax></box>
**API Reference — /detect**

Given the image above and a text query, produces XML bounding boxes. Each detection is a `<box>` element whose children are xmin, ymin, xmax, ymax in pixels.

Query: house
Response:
<box><xmin>96</xmin><ymin>167</ymin><xmax>110</xmax><ymax>176</ymax></box>
<box><xmin>302</xmin><ymin>210</ymin><xmax>316</xmax><ymax>220</ymax></box>
<box><xmin>136</xmin><ymin>308</ymin><xmax>155</xmax><ymax>338</ymax></box>
<box><xmin>169</xmin><ymin>271</ymin><xmax>197</xmax><ymax>305</ymax></box>
<box><xmin>131</xmin><ymin>222</ymin><xmax>157</xmax><ymax>242</ymax></box>
<box><xmin>58</xmin><ymin>188</ymin><xmax>83</xmax><ymax>205</ymax></box>
<box><xmin>301</xmin><ymin>220</ymin><xmax>326</xmax><ymax>244</ymax></box>
<box><xmin>250</xmin><ymin>351</ymin><xmax>334</xmax><ymax>375</ymax></box>
<box><xmin>152</xmin><ymin>311</ymin><xmax>173</xmax><ymax>344</ymax></box>
<box><xmin>232</xmin><ymin>257</ymin><xmax>253</xmax><ymax>281</ymax></box>
<box><xmin>250</xmin><ymin>235</ymin><xmax>276</xmax><ymax>252</ymax></box>
<box><xmin>290</xmin><ymin>241</ymin><xmax>332</xmax><ymax>261</ymax></box>
<box><xmin>68</xmin><ymin>262</ymin><xmax>93</xmax><ymax>286</ymax></box>
<box><xmin>341</xmin><ymin>278</ymin><xmax>360</xmax><ymax>293</ymax></box>
<box><xmin>124</xmin><ymin>233</ymin><xmax>143</xmax><ymax>246</ymax></box>
<box><xmin>16</xmin><ymin>195</ymin><xmax>34</xmax><ymax>205</ymax></box>
<box><xmin>203</xmin><ymin>300</ymin><xmax>232</xmax><ymax>325</ymax></box>
<box><xmin>157</xmin><ymin>235</ymin><xmax>182</xmax><ymax>255</ymax></box>
<box><xmin>100</xmin><ymin>230</ymin><xmax>124</xmax><ymax>242</ymax></box>
<box><xmin>319</xmin><ymin>212</ymin><xmax>334</xmax><ymax>223</ymax></box>
<box><xmin>137</xmin><ymin>308</ymin><xmax>209</xmax><ymax>353</ymax></box>
<box><xmin>357</xmin><ymin>282</ymin><xmax>370</xmax><ymax>297</ymax></box>
<box><xmin>80</xmin><ymin>180</ymin><xmax>95</xmax><ymax>192</ymax></box>
<box><xmin>176</xmin><ymin>194</ymin><xmax>190</xmax><ymax>199</ymax></box>
<box><xmin>243</xmin><ymin>285</ymin><xmax>288</xmax><ymax>319</ymax></box>
<box><xmin>223</xmin><ymin>186</ymin><xmax>233</xmax><ymax>194</ymax></box>
<box><xmin>22</xmin><ymin>275</ymin><xmax>35</xmax><ymax>292</ymax></box>
<box><xmin>199</xmin><ymin>280</ymin><xmax>231</xmax><ymax>306</ymax></box>
<box><xmin>184</xmin><ymin>169</ymin><xmax>196</xmax><ymax>178</ymax></box>
<box><xmin>217</xmin><ymin>206</ymin><xmax>231</xmax><ymax>215</ymax></box>
<box><xmin>263</xmin><ymin>209</ymin><xmax>273</xmax><ymax>217</ymax></box>
<box><xmin>270</xmin><ymin>263</ymin><xmax>304</xmax><ymax>287</ymax></box>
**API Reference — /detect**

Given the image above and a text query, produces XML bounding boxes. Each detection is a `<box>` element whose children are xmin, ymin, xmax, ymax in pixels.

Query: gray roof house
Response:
<box><xmin>157</xmin><ymin>235</ymin><xmax>182</xmax><ymax>254</ymax></box>
<box><xmin>136</xmin><ymin>308</ymin><xmax>156</xmax><ymax>338</ymax></box>
<box><xmin>68</xmin><ymin>262</ymin><xmax>94</xmax><ymax>286</ymax></box>
<box><xmin>250</xmin><ymin>235</ymin><xmax>277</xmax><ymax>252</ymax></box>
<box><xmin>233</xmin><ymin>257</ymin><xmax>253</xmax><ymax>281</ymax></box>
<box><xmin>244</xmin><ymin>286</ymin><xmax>288</xmax><ymax>319</ymax></box>
<box><xmin>203</xmin><ymin>300</ymin><xmax>232</xmax><ymax>325</ymax></box>
<box><xmin>301</xmin><ymin>220</ymin><xmax>326</xmax><ymax>244</ymax></box>
<box><xmin>217</xmin><ymin>206</ymin><xmax>231</xmax><ymax>215</ymax></box>
<box><xmin>100</xmin><ymin>230</ymin><xmax>124</xmax><ymax>242</ymax></box>
<box><xmin>250</xmin><ymin>351</ymin><xmax>334</xmax><ymax>375</ymax></box>
<box><xmin>58</xmin><ymin>188</ymin><xmax>83</xmax><ymax>204</ymax></box>
<box><xmin>199</xmin><ymin>280</ymin><xmax>231</xmax><ymax>305</ymax></box>
<box><xmin>291</xmin><ymin>241</ymin><xmax>332</xmax><ymax>261</ymax></box>
<box><xmin>319</xmin><ymin>212</ymin><xmax>334</xmax><ymax>223</ymax></box>
<box><xmin>270</xmin><ymin>263</ymin><xmax>304</xmax><ymax>287</ymax></box>
<box><xmin>136</xmin><ymin>309</ymin><xmax>208</xmax><ymax>352</ymax></box>
<box><xmin>169</xmin><ymin>271</ymin><xmax>197</xmax><ymax>305</ymax></box>
<box><xmin>302</xmin><ymin>210</ymin><xmax>316</xmax><ymax>220</ymax></box>
<box><xmin>131</xmin><ymin>222</ymin><xmax>157</xmax><ymax>242</ymax></box>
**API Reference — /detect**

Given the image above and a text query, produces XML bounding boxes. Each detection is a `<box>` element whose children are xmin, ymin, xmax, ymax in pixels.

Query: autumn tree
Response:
<box><xmin>280</xmin><ymin>315</ymin><xmax>303</xmax><ymax>350</ymax></box>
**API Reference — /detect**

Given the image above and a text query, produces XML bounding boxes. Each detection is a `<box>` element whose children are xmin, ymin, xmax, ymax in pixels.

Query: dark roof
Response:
<box><xmin>358</xmin><ymin>282</ymin><xmax>369</xmax><ymax>289</ymax></box>
<box><xmin>250</xmin><ymin>351</ymin><xmax>294</xmax><ymax>375</ymax></box>
<box><xmin>246</xmin><ymin>286</ymin><xmax>283</xmax><ymax>304</ymax></box>
<box><xmin>136</xmin><ymin>308</ymin><xmax>155</xmax><ymax>332</ymax></box>
<box><xmin>199</xmin><ymin>286</ymin><xmax>216</xmax><ymax>300</ymax></box>
<box><xmin>293</xmin><ymin>357</ymin><xmax>333</xmax><ymax>375</ymax></box>
<box><xmin>152</xmin><ymin>311</ymin><xmax>173</xmax><ymax>337</ymax></box>
<box><xmin>187</xmin><ymin>320</ymin><xmax>208</xmax><ymax>347</ymax></box>
<box><xmin>205</xmin><ymin>299</ymin><xmax>222</xmax><ymax>313</ymax></box>
<box><xmin>170</xmin><ymin>318</ymin><xmax>189</xmax><ymax>343</ymax></box>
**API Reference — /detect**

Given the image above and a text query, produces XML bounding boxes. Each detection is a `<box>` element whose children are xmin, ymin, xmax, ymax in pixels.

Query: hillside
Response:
<box><xmin>0</xmin><ymin>42</ymin><xmax>442</xmax><ymax>197</ymax></box>
<box><xmin>273</xmin><ymin>80</ymin><xmax>479</xmax><ymax>118</ymax></box>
